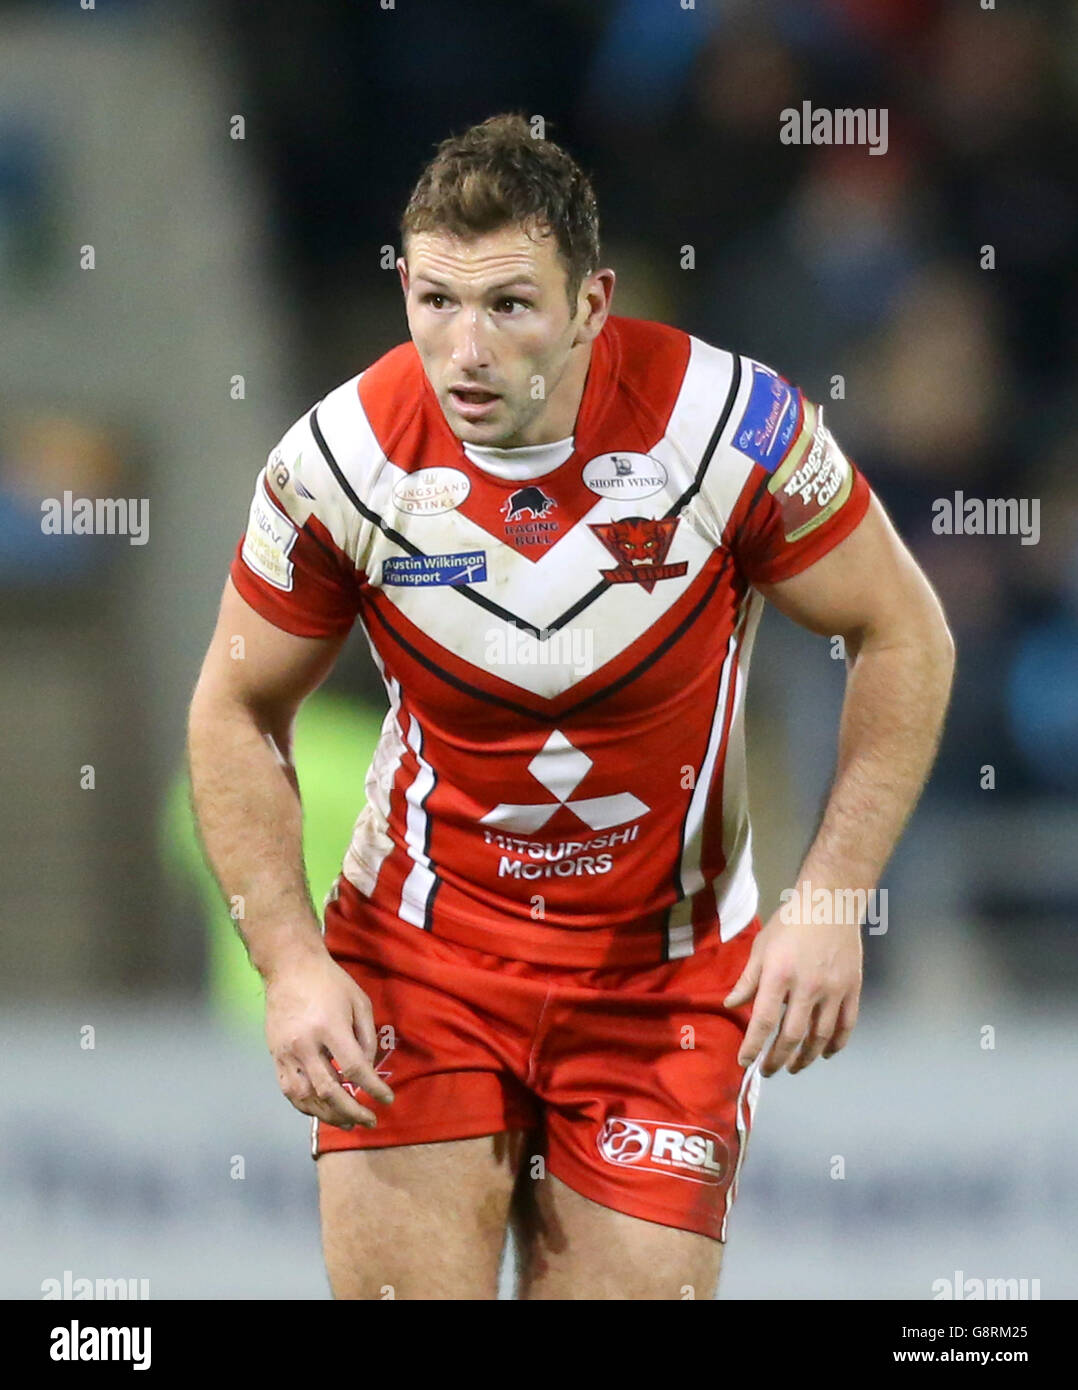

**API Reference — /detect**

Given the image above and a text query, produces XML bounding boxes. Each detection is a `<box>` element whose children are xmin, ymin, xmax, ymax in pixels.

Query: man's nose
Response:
<box><xmin>450</xmin><ymin>309</ymin><xmax>490</xmax><ymax>372</ymax></box>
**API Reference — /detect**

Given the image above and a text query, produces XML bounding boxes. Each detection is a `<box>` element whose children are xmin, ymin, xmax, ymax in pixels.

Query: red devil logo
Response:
<box><xmin>589</xmin><ymin>516</ymin><xmax>688</xmax><ymax>592</ymax></box>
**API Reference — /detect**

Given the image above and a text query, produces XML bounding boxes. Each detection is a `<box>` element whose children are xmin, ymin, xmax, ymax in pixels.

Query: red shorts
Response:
<box><xmin>315</xmin><ymin>876</ymin><xmax>765</xmax><ymax>1242</ymax></box>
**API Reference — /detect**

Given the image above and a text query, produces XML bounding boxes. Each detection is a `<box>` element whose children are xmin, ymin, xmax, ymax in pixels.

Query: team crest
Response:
<box><xmin>589</xmin><ymin>516</ymin><xmax>688</xmax><ymax>592</ymax></box>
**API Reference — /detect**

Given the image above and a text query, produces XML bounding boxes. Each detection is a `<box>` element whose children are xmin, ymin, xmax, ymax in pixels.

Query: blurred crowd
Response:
<box><xmin>1</xmin><ymin>0</ymin><xmax>1075</xmax><ymax>1000</ymax></box>
<box><xmin>218</xmin><ymin>0</ymin><xmax>1078</xmax><ymax>799</ymax></box>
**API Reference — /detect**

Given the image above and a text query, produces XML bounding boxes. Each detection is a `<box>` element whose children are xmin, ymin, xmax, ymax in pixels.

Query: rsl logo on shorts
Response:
<box><xmin>596</xmin><ymin>1117</ymin><xmax>730</xmax><ymax>1185</ymax></box>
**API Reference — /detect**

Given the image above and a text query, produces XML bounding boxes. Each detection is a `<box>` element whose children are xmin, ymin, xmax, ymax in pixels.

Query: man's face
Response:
<box><xmin>399</xmin><ymin>224</ymin><xmax>598</xmax><ymax>448</ymax></box>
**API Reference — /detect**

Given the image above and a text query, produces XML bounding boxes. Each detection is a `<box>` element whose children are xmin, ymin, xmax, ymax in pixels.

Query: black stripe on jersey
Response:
<box><xmin>363</xmin><ymin>597</ymin><xmax>547</xmax><ymax>721</ymax></box>
<box><xmin>420</xmin><ymin>739</ymin><xmax>440</xmax><ymax>934</ymax></box>
<box><xmin>303</xmin><ymin>515</ymin><xmax>355</xmax><ymax>570</ymax></box>
<box><xmin>559</xmin><ymin>554</ymin><xmax>730</xmax><ymax>719</ymax></box>
<box><xmin>405</xmin><ymin>708</ymin><xmax>439</xmax><ymax>932</ymax></box>
<box><xmin>741</xmin><ymin>472</ymin><xmax>773</xmax><ymax>532</ymax></box>
<box><xmin>312</xmin><ymin>407</ymin><xmax>559</xmax><ymax>639</ymax></box>
<box><xmin>310</xmin><ymin>407</ymin><xmax>418</xmax><ymax>553</ymax></box>
<box><xmin>310</xmin><ymin>356</ymin><xmax>742</xmax><ymax>640</ymax></box>
<box><xmin>364</xmin><ymin>555</ymin><xmax>729</xmax><ymax>726</ymax></box>
<box><xmin>424</xmin><ymin>872</ymin><xmax>441</xmax><ymax>929</ymax></box>
<box><xmin>729</xmin><ymin>378</ymin><xmax>809</xmax><ymax>543</ymax></box>
<box><xmin>660</xmin><ymin>582</ymin><xmax>750</xmax><ymax>958</ymax></box>
<box><xmin>662</xmin><ymin>350</ymin><xmax>742</xmax><ymax>520</ymax></box>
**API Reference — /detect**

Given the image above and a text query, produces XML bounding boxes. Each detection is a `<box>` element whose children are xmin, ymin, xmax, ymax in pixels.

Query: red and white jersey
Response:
<box><xmin>230</xmin><ymin>315</ymin><xmax>871</xmax><ymax>967</ymax></box>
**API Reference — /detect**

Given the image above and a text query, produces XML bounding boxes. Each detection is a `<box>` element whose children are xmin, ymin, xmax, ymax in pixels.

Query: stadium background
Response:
<box><xmin>1</xmin><ymin>0</ymin><xmax>1075</xmax><ymax>1298</ymax></box>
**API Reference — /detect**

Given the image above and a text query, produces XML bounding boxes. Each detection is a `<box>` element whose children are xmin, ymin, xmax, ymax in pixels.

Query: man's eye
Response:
<box><xmin>422</xmin><ymin>293</ymin><xmax>449</xmax><ymax>308</ymax></box>
<box><xmin>495</xmin><ymin>297</ymin><xmax>528</xmax><ymax>314</ymax></box>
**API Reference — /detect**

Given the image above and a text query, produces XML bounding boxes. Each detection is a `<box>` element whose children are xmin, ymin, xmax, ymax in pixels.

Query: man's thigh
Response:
<box><xmin>513</xmin><ymin>1170</ymin><xmax>723</xmax><ymax>1300</ymax></box>
<box><xmin>505</xmin><ymin>924</ymin><xmax>766</xmax><ymax>1298</ymax></box>
<box><xmin>318</xmin><ymin>1132</ymin><xmax>527</xmax><ymax>1299</ymax></box>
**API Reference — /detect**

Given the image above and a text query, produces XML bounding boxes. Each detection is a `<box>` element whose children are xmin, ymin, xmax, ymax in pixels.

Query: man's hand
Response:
<box><xmin>724</xmin><ymin>908</ymin><xmax>863</xmax><ymax>1077</ymax></box>
<box><xmin>264</xmin><ymin>943</ymin><xmax>396</xmax><ymax>1128</ymax></box>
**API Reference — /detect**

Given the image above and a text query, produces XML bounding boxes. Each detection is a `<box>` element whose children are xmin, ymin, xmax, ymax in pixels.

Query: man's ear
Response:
<box><xmin>397</xmin><ymin>256</ymin><xmax>410</xmax><ymax>296</ymax></box>
<box><xmin>574</xmin><ymin>268</ymin><xmax>615</xmax><ymax>346</ymax></box>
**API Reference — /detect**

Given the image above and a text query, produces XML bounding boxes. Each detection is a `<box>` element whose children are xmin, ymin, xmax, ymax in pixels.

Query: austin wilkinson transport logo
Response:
<box><xmin>589</xmin><ymin>516</ymin><xmax>688</xmax><ymax>592</ymax></box>
<box><xmin>596</xmin><ymin>1117</ymin><xmax>730</xmax><ymax>1185</ymax></box>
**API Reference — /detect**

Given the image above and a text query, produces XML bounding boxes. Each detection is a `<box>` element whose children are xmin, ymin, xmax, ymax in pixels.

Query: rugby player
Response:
<box><xmin>187</xmin><ymin>115</ymin><xmax>955</xmax><ymax>1299</ymax></box>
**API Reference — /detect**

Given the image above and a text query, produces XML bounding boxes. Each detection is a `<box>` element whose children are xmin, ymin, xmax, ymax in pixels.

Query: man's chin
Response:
<box><xmin>444</xmin><ymin>403</ymin><xmax>519</xmax><ymax>447</ymax></box>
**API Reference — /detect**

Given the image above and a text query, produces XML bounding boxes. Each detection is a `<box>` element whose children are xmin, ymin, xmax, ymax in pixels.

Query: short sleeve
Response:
<box><xmin>229</xmin><ymin>408</ymin><xmax>363</xmax><ymax>638</ymax></box>
<box><xmin>723</xmin><ymin>365</ymin><xmax>871</xmax><ymax>587</ymax></box>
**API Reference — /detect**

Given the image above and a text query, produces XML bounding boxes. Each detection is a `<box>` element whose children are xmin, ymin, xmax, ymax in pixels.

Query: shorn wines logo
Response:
<box><xmin>597</xmin><ymin>1117</ymin><xmax>730</xmax><ymax>1185</ymax></box>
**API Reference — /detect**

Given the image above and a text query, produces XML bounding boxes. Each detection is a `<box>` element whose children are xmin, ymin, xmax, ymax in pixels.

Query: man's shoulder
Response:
<box><xmin>355</xmin><ymin>336</ymin><xmax>425</xmax><ymax>399</ymax></box>
<box><xmin>609</xmin><ymin>314</ymin><xmax>796</xmax><ymax>385</ymax></box>
<box><xmin>618</xmin><ymin>317</ymin><xmax>812</xmax><ymax>461</ymax></box>
<box><xmin>606</xmin><ymin>320</ymin><xmax>821</xmax><ymax>529</ymax></box>
<box><xmin>256</xmin><ymin>343</ymin><xmax>420</xmax><ymax>527</ymax></box>
<box><xmin>301</xmin><ymin>338</ymin><xmax>426</xmax><ymax>468</ymax></box>
<box><xmin>608</xmin><ymin>312</ymin><xmax>692</xmax><ymax>378</ymax></box>
<box><xmin>607</xmin><ymin>314</ymin><xmax>741</xmax><ymax>402</ymax></box>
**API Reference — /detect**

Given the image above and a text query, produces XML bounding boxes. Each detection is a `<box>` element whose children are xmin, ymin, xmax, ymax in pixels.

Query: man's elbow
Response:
<box><xmin>186</xmin><ymin>678</ymin><xmax>227</xmax><ymax>770</ymax></box>
<box><xmin>935</xmin><ymin>612</ymin><xmax>957</xmax><ymax>674</ymax></box>
<box><xmin>919</xmin><ymin>589</ymin><xmax>957</xmax><ymax>680</ymax></box>
<box><xmin>850</xmin><ymin>595</ymin><xmax>956</xmax><ymax>683</ymax></box>
<box><xmin>896</xmin><ymin>602</ymin><xmax>957</xmax><ymax>712</ymax></box>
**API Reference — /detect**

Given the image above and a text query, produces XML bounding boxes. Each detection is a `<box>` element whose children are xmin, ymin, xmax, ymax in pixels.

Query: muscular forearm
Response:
<box><xmin>795</xmin><ymin>618</ymin><xmax>955</xmax><ymax>899</ymax></box>
<box><xmin>187</xmin><ymin>690</ymin><xmax>325</xmax><ymax>979</ymax></box>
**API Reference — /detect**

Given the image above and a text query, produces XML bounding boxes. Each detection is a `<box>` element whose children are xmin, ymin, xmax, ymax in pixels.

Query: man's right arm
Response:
<box><xmin>187</xmin><ymin>576</ymin><xmax>394</xmax><ymax>1128</ymax></box>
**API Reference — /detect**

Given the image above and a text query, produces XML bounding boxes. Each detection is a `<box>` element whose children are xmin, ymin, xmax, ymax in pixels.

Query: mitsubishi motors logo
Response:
<box><xmin>479</xmin><ymin>730</ymin><xmax>649</xmax><ymax>834</ymax></box>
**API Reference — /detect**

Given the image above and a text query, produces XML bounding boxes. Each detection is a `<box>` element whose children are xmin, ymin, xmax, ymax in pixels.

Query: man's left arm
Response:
<box><xmin>724</xmin><ymin>492</ymin><xmax>956</xmax><ymax>1076</ymax></box>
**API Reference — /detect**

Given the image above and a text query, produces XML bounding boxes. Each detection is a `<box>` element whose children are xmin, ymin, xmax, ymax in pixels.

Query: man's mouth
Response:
<box><xmin>449</xmin><ymin>385</ymin><xmax>501</xmax><ymax>418</ymax></box>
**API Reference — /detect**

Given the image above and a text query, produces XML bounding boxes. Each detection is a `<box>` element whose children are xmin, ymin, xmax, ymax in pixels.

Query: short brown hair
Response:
<box><xmin>401</xmin><ymin>114</ymin><xmax>600</xmax><ymax>305</ymax></box>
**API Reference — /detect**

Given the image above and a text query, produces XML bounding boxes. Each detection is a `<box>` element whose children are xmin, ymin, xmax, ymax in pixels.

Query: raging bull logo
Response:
<box><xmin>589</xmin><ymin>516</ymin><xmax>688</xmax><ymax>592</ymax></box>
<box><xmin>502</xmin><ymin>486</ymin><xmax>557</xmax><ymax>522</ymax></box>
<box><xmin>499</xmin><ymin>485</ymin><xmax>561</xmax><ymax>551</ymax></box>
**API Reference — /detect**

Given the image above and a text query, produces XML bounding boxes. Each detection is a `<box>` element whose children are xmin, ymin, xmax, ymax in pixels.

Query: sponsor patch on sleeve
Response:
<box><xmin>732</xmin><ymin>364</ymin><xmax>801</xmax><ymax>470</ymax></box>
<box><xmin>766</xmin><ymin>403</ymin><xmax>854</xmax><ymax>541</ymax></box>
<box><xmin>241</xmin><ymin>484</ymin><xmax>298</xmax><ymax>590</ymax></box>
<box><xmin>381</xmin><ymin>550</ymin><xmax>487</xmax><ymax>587</ymax></box>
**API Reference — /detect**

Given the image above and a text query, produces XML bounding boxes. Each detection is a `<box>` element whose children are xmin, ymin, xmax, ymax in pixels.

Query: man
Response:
<box><xmin>187</xmin><ymin>114</ymin><xmax>954</xmax><ymax>1300</ymax></box>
